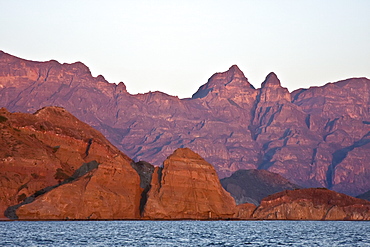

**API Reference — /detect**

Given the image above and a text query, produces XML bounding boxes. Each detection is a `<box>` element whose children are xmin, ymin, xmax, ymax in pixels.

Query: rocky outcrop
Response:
<box><xmin>221</xmin><ymin>169</ymin><xmax>301</xmax><ymax>205</ymax></box>
<box><xmin>252</xmin><ymin>188</ymin><xmax>370</xmax><ymax>220</ymax></box>
<box><xmin>234</xmin><ymin>203</ymin><xmax>257</xmax><ymax>219</ymax></box>
<box><xmin>16</xmin><ymin>160</ymin><xmax>142</xmax><ymax>220</ymax></box>
<box><xmin>142</xmin><ymin>148</ymin><xmax>236</xmax><ymax>219</ymax></box>
<box><xmin>0</xmin><ymin>107</ymin><xmax>142</xmax><ymax>220</ymax></box>
<box><xmin>1</xmin><ymin>51</ymin><xmax>370</xmax><ymax>196</ymax></box>
<box><xmin>1</xmin><ymin>109</ymin><xmax>237</xmax><ymax>220</ymax></box>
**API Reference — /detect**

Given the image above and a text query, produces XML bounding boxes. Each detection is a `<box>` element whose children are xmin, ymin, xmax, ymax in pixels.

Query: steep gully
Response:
<box><xmin>326</xmin><ymin>132</ymin><xmax>370</xmax><ymax>189</ymax></box>
<box><xmin>130</xmin><ymin>161</ymin><xmax>155</xmax><ymax>216</ymax></box>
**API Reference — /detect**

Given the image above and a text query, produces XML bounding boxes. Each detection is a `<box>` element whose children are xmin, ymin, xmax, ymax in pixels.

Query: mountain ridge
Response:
<box><xmin>1</xmin><ymin>51</ymin><xmax>369</xmax><ymax>196</ymax></box>
<box><xmin>2</xmin><ymin>106</ymin><xmax>370</xmax><ymax>220</ymax></box>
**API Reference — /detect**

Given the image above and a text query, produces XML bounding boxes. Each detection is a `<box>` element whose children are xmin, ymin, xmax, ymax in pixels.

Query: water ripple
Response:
<box><xmin>0</xmin><ymin>220</ymin><xmax>369</xmax><ymax>246</ymax></box>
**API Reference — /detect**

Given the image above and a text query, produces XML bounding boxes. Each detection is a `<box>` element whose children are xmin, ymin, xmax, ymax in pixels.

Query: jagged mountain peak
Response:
<box><xmin>227</xmin><ymin>64</ymin><xmax>245</xmax><ymax>77</ymax></box>
<box><xmin>115</xmin><ymin>82</ymin><xmax>128</xmax><ymax>93</ymax></box>
<box><xmin>63</xmin><ymin>61</ymin><xmax>91</xmax><ymax>73</ymax></box>
<box><xmin>261</xmin><ymin>72</ymin><xmax>282</xmax><ymax>88</ymax></box>
<box><xmin>192</xmin><ymin>65</ymin><xmax>254</xmax><ymax>99</ymax></box>
<box><xmin>257</xmin><ymin>72</ymin><xmax>291</xmax><ymax>103</ymax></box>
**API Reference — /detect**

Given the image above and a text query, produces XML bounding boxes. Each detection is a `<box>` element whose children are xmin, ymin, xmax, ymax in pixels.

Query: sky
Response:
<box><xmin>1</xmin><ymin>0</ymin><xmax>370</xmax><ymax>98</ymax></box>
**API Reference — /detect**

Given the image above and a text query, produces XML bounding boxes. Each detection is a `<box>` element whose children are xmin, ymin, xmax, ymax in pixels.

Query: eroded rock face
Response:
<box><xmin>234</xmin><ymin>203</ymin><xmax>257</xmax><ymax>219</ymax></box>
<box><xmin>0</xmin><ymin>106</ymin><xmax>142</xmax><ymax>220</ymax></box>
<box><xmin>252</xmin><ymin>188</ymin><xmax>370</xmax><ymax>220</ymax></box>
<box><xmin>220</xmin><ymin>169</ymin><xmax>301</xmax><ymax>205</ymax></box>
<box><xmin>1</xmin><ymin>51</ymin><xmax>370</xmax><ymax>196</ymax></box>
<box><xmin>143</xmin><ymin>148</ymin><xmax>236</xmax><ymax>219</ymax></box>
<box><xmin>16</xmin><ymin>159</ymin><xmax>142</xmax><ymax>220</ymax></box>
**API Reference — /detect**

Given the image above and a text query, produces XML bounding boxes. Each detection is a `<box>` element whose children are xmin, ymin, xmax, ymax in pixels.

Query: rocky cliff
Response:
<box><xmin>142</xmin><ymin>148</ymin><xmax>236</xmax><ymax>219</ymax></box>
<box><xmin>0</xmin><ymin>109</ymin><xmax>238</xmax><ymax>220</ymax></box>
<box><xmin>221</xmin><ymin>169</ymin><xmax>301</xmax><ymax>205</ymax></box>
<box><xmin>1</xmin><ymin>51</ymin><xmax>369</xmax><ymax>196</ymax></box>
<box><xmin>252</xmin><ymin>188</ymin><xmax>370</xmax><ymax>220</ymax></box>
<box><xmin>0</xmin><ymin>106</ymin><xmax>142</xmax><ymax>220</ymax></box>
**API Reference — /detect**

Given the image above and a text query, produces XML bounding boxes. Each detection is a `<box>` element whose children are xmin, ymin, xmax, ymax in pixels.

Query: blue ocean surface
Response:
<box><xmin>0</xmin><ymin>220</ymin><xmax>369</xmax><ymax>246</ymax></box>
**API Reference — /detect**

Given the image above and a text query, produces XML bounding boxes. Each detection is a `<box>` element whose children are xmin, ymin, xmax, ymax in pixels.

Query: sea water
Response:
<box><xmin>0</xmin><ymin>220</ymin><xmax>369</xmax><ymax>246</ymax></box>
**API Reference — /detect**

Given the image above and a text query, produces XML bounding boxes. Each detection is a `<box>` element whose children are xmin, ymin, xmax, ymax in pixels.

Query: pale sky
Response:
<box><xmin>1</xmin><ymin>0</ymin><xmax>369</xmax><ymax>98</ymax></box>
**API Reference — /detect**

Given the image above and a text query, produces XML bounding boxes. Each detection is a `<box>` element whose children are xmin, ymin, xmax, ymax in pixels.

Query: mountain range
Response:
<box><xmin>1</xmin><ymin>106</ymin><xmax>370</xmax><ymax>220</ymax></box>
<box><xmin>0</xmin><ymin>51</ymin><xmax>369</xmax><ymax>196</ymax></box>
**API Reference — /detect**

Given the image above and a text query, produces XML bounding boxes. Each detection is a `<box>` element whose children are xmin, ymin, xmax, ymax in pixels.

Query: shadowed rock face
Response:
<box><xmin>0</xmin><ymin>106</ymin><xmax>142</xmax><ymax>220</ymax></box>
<box><xmin>220</xmin><ymin>169</ymin><xmax>301</xmax><ymax>205</ymax></box>
<box><xmin>252</xmin><ymin>188</ymin><xmax>370</xmax><ymax>220</ymax></box>
<box><xmin>357</xmin><ymin>190</ymin><xmax>370</xmax><ymax>201</ymax></box>
<box><xmin>1</xmin><ymin>51</ymin><xmax>370</xmax><ymax>196</ymax></box>
<box><xmin>142</xmin><ymin>148</ymin><xmax>236</xmax><ymax>219</ymax></box>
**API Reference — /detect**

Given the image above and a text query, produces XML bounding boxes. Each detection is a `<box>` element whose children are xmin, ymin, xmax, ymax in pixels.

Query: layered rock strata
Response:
<box><xmin>252</xmin><ymin>188</ymin><xmax>370</xmax><ymax>220</ymax></box>
<box><xmin>0</xmin><ymin>107</ymin><xmax>142</xmax><ymax>220</ymax></box>
<box><xmin>1</xmin><ymin>51</ymin><xmax>370</xmax><ymax>196</ymax></box>
<box><xmin>1</xmin><ymin>108</ymin><xmax>370</xmax><ymax>221</ymax></box>
<box><xmin>142</xmin><ymin>148</ymin><xmax>236</xmax><ymax>219</ymax></box>
<box><xmin>1</xmin><ymin>109</ymin><xmax>238</xmax><ymax>220</ymax></box>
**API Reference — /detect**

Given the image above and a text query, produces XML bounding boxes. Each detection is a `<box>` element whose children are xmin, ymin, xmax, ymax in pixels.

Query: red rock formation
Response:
<box><xmin>142</xmin><ymin>148</ymin><xmax>236</xmax><ymax>219</ymax></box>
<box><xmin>16</xmin><ymin>159</ymin><xmax>142</xmax><ymax>220</ymax></box>
<box><xmin>1</xmin><ymin>51</ymin><xmax>370</xmax><ymax>196</ymax></box>
<box><xmin>2</xmin><ymin>106</ymin><xmax>370</xmax><ymax>220</ymax></box>
<box><xmin>252</xmin><ymin>188</ymin><xmax>370</xmax><ymax>220</ymax></box>
<box><xmin>0</xmin><ymin>106</ymin><xmax>142</xmax><ymax>220</ymax></box>
<box><xmin>234</xmin><ymin>203</ymin><xmax>257</xmax><ymax>219</ymax></box>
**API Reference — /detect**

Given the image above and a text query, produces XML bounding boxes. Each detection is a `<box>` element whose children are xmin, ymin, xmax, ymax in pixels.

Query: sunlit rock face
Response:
<box><xmin>1</xmin><ymin>51</ymin><xmax>370</xmax><ymax>196</ymax></box>
<box><xmin>234</xmin><ymin>203</ymin><xmax>257</xmax><ymax>219</ymax></box>
<box><xmin>2</xmin><ymin>106</ymin><xmax>370</xmax><ymax>221</ymax></box>
<box><xmin>0</xmin><ymin>106</ymin><xmax>142</xmax><ymax>220</ymax></box>
<box><xmin>252</xmin><ymin>188</ymin><xmax>370</xmax><ymax>220</ymax></box>
<box><xmin>1</xmin><ymin>107</ymin><xmax>236</xmax><ymax>220</ymax></box>
<box><xmin>142</xmin><ymin>148</ymin><xmax>236</xmax><ymax>220</ymax></box>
